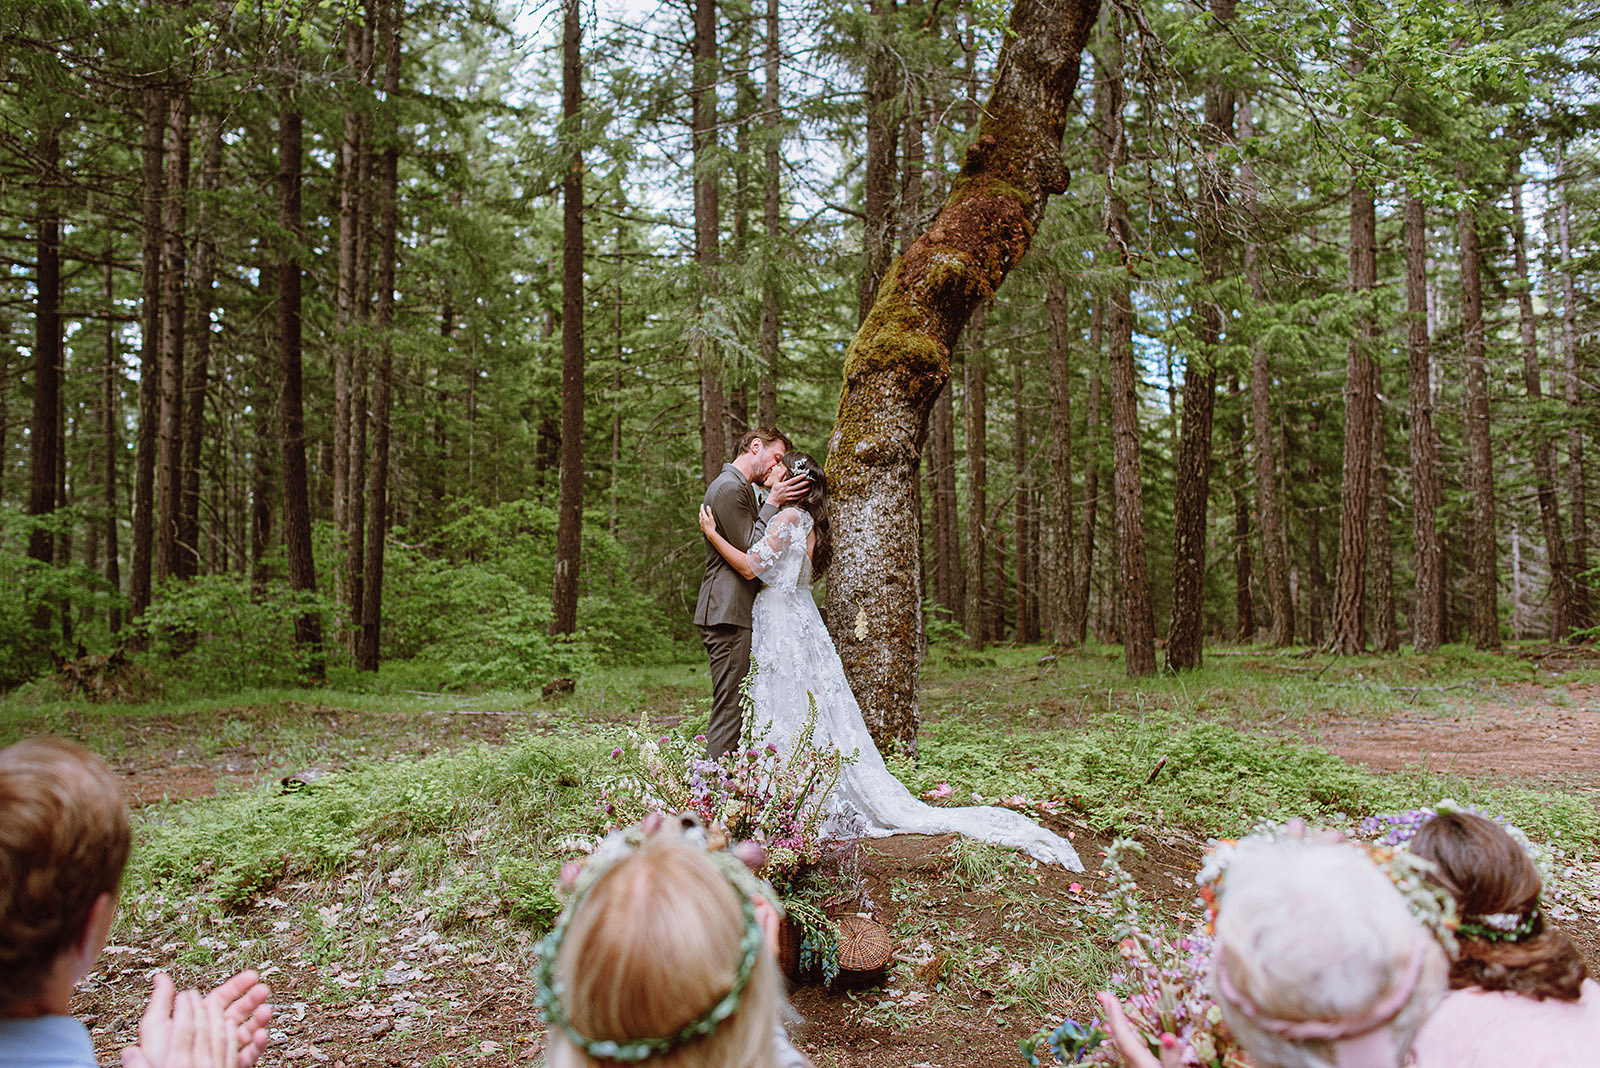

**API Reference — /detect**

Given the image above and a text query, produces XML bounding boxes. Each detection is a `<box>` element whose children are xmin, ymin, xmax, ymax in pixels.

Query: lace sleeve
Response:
<box><xmin>747</xmin><ymin>508</ymin><xmax>811</xmax><ymax>589</ymax></box>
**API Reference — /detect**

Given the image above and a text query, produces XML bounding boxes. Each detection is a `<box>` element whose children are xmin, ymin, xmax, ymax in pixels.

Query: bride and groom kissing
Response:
<box><xmin>694</xmin><ymin>427</ymin><xmax>1082</xmax><ymax>870</ymax></box>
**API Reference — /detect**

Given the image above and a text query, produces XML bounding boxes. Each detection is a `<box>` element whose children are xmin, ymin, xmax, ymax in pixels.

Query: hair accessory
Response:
<box><xmin>1211</xmin><ymin>936</ymin><xmax>1427</xmax><ymax>1043</ymax></box>
<box><xmin>1458</xmin><ymin>907</ymin><xmax>1539</xmax><ymax>943</ymax></box>
<box><xmin>789</xmin><ymin>457</ymin><xmax>810</xmax><ymax>480</ymax></box>
<box><xmin>534</xmin><ymin>827</ymin><xmax>770</xmax><ymax>1062</ymax></box>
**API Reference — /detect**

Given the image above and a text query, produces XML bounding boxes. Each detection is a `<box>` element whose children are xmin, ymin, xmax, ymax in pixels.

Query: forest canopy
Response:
<box><xmin>2</xmin><ymin>0</ymin><xmax>1598</xmax><ymax>696</ymax></box>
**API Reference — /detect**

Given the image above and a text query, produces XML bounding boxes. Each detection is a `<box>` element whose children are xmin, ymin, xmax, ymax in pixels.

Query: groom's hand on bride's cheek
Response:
<box><xmin>771</xmin><ymin>473</ymin><xmax>808</xmax><ymax>505</ymax></box>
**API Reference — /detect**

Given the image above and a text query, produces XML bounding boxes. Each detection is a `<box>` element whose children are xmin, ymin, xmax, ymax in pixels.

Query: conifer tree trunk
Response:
<box><xmin>334</xmin><ymin>10</ymin><xmax>367</xmax><ymax>610</ymax></box>
<box><xmin>359</xmin><ymin>0</ymin><xmax>401</xmax><ymax>672</ymax></box>
<box><xmin>1368</xmin><ymin>360</ymin><xmax>1398</xmax><ymax>651</ymax></box>
<box><xmin>551</xmin><ymin>0</ymin><xmax>584</xmax><ymax>637</ymax></box>
<box><xmin>1069</xmin><ymin>301</ymin><xmax>1102</xmax><ymax>645</ymax></box>
<box><xmin>1458</xmin><ymin>177</ymin><xmax>1499</xmax><ymax>650</ymax></box>
<box><xmin>1228</xmin><ymin>377</ymin><xmax>1254</xmax><ymax>641</ymax></box>
<box><xmin>1238</xmin><ymin>96</ymin><xmax>1290</xmax><ymax>645</ymax></box>
<box><xmin>1511</xmin><ymin>175</ymin><xmax>1571</xmax><ymax>638</ymax></box>
<box><xmin>27</xmin><ymin>127</ymin><xmax>62</xmax><ymax>570</ymax></box>
<box><xmin>692</xmin><ymin>0</ymin><xmax>724</xmax><ymax>482</ymax></box>
<box><xmin>250</xmin><ymin>250</ymin><xmax>276</xmax><ymax>596</ymax></box>
<box><xmin>756</xmin><ymin>0</ymin><xmax>781</xmax><ymax>428</ymax></box>
<box><xmin>131</xmin><ymin>86</ymin><xmax>166</xmax><ymax>619</ymax></box>
<box><xmin>277</xmin><ymin>71</ymin><xmax>325</xmax><ymax>675</ymax></box>
<box><xmin>1405</xmin><ymin>191</ymin><xmax>1441</xmax><ymax>652</ymax></box>
<box><xmin>1014</xmin><ymin>357</ymin><xmax>1036</xmax><ymax>643</ymax></box>
<box><xmin>156</xmin><ymin>91</ymin><xmax>190</xmax><ymax>584</ymax></box>
<box><xmin>858</xmin><ymin>0</ymin><xmax>899</xmax><ymax>324</ymax></box>
<box><xmin>1332</xmin><ymin>174</ymin><xmax>1377</xmax><ymax>654</ymax></box>
<box><xmin>180</xmin><ymin>113</ymin><xmax>221</xmax><ymax>581</ymax></box>
<box><xmin>824</xmin><ymin>0</ymin><xmax>1102</xmax><ymax>750</ymax></box>
<box><xmin>1557</xmin><ymin>148</ymin><xmax>1590</xmax><ymax>630</ymax></box>
<box><xmin>1095</xmin><ymin>7</ymin><xmax>1155</xmax><ymax>675</ymax></box>
<box><xmin>962</xmin><ymin>304</ymin><xmax>990</xmax><ymax>647</ymax></box>
<box><xmin>102</xmin><ymin>254</ymin><xmax>122</xmax><ymax>631</ymax></box>
<box><xmin>1166</xmin><ymin>0</ymin><xmax>1233</xmax><ymax>670</ymax></box>
<box><xmin>345</xmin><ymin>9</ymin><xmax>375</xmax><ymax>652</ymax></box>
<box><xmin>1046</xmin><ymin>279</ymin><xmax>1075</xmax><ymax>645</ymax></box>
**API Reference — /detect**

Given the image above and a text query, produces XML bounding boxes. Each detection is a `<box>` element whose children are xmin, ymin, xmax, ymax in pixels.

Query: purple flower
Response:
<box><xmin>611</xmin><ymin>747</ymin><xmax>623</xmax><ymax>759</ymax></box>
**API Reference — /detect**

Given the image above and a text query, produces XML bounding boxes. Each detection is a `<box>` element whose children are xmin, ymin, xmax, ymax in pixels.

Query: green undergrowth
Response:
<box><xmin>128</xmin><ymin>731</ymin><xmax>616</xmax><ymax>926</ymax></box>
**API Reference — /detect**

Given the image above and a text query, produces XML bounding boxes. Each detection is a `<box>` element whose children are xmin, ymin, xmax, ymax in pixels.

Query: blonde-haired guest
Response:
<box><xmin>539</xmin><ymin>822</ymin><xmax>803</xmax><ymax>1068</ymax></box>
<box><xmin>1101</xmin><ymin>838</ymin><xmax>1448</xmax><ymax>1068</ymax></box>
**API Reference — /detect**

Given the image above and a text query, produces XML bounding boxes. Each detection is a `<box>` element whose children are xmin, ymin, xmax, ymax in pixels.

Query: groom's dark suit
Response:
<box><xmin>696</xmin><ymin>463</ymin><xmax>779</xmax><ymax>760</ymax></box>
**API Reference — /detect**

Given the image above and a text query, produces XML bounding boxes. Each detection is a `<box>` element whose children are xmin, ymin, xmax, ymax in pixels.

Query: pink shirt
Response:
<box><xmin>1412</xmin><ymin>979</ymin><xmax>1600</xmax><ymax>1068</ymax></box>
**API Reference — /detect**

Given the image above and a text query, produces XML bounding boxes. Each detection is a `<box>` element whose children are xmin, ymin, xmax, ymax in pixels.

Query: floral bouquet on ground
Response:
<box><xmin>599</xmin><ymin>690</ymin><xmax>848</xmax><ymax>889</ymax></box>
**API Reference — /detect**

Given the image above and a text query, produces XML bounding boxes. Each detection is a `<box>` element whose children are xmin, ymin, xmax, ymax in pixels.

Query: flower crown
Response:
<box><xmin>1458</xmin><ymin>908</ymin><xmax>1541</xmax><ymax>943</ymax></box>
<box><xmin>534</xmin><ymin>820</ymin><xmax>774</xmax><ymax>1063</ymax></box>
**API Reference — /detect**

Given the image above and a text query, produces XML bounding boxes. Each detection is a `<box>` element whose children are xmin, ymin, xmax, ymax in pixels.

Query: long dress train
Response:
<box><xmin>744</xmin><ymin>508</ymin><xmax>1082</xmax><ymax>870</ymax></box>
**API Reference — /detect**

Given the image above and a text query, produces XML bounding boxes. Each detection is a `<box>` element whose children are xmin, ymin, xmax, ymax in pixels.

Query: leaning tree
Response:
<box><xmin>823</xmin><ymin>0</ymin><xmax>1101</xmax><ymax>755</ymax></box>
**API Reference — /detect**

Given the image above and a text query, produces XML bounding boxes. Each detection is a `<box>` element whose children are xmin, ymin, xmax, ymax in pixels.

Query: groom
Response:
<box><xmin>696</xmin><ymin>427</ymin><xmax>808</xmax><ymax>760</ymax></box>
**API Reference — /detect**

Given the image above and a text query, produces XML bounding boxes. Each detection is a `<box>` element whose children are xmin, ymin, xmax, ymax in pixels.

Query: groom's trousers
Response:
<box><xmin>699</xmin><ymin>623</ymin><xmax>751</xmax><ymax>761</ymax></box>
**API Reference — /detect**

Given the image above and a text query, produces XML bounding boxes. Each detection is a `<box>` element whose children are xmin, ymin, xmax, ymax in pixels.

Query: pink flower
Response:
<box><xmin>1069</xmin><ymin>882</ymin><xmax>1083</xmax><ymax>895</ymax></box>
<box><xmin>923</xmin><ymin>782</ymin><xmax>953</xmax><ymax>799</ymax></box>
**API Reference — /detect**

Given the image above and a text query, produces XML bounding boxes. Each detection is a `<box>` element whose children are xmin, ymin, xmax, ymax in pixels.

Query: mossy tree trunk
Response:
<box><xmin>824</xmin><ymin>0</ymin><xmax>1101</xmax><ymax>754</ymax></box>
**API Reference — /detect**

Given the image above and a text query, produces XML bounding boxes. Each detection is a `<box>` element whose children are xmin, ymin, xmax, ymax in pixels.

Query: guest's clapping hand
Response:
<box><xmin>122</xmin><ymin>975</ymin><xmax>233</xmax><ymax>1068</ymax></box>
<box><xmin>206</xmin><ymin>969</ymin><xmax>272</xmax><ymax>1068</ymax></box>
<box><xmin>1096</xmin><ymin>992</ymin><xmax>1182</xmax><ymax>1068</ymax></box>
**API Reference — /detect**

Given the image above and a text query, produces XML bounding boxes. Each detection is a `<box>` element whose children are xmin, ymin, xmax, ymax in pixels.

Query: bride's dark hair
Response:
<box><xmin>780</xmin><ymin>452</ymin><xmax>831</xmax><ymax>578</ymax></box>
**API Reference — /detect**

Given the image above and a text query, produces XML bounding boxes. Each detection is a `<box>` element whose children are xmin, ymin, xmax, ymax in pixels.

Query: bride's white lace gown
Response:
<box><xmin>746</xmin><ymin>507</ymin><xmax>1082</xmax><ymax>869</ymax></box>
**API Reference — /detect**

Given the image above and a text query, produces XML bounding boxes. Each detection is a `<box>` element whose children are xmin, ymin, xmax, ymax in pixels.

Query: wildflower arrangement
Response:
<box><xmin>600</xmin><ymin>692</ymin><xmax>847</xmax><ymax>888</ymax></box>
<box><xmin>1022</xmin><ymin>838</ymin><xmax>1248</xmax><ymax>1068</ymax></box>
<box><xmin>1024</xmin><ymin>821</ymin><xmax>1461</xmax><ymax>1068</ymax></box>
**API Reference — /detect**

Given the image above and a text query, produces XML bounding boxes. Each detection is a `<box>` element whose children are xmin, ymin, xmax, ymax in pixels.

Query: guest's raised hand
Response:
<box><xmin>1095</xmin><ymin>991</ymin><xmax>1182</xmax><ymax>1068</ymax></box>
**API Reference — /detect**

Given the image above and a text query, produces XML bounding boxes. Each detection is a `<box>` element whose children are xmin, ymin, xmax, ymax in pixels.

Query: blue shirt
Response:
<box><xmin>0</xmin><ymin>1015</ymin><xmax>99</xmax><ymax>1068</ymax></box>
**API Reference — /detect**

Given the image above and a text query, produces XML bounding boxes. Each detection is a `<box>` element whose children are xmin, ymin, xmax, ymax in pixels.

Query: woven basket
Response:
<box><xmin>834</xmin><ymin>913</ymin><xmax>892</xmax><ymax>986</ymax></box>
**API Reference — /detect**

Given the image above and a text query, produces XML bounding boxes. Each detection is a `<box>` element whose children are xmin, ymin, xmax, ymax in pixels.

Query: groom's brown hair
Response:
<box><xmin>735</xmin><ymin>426</ymin><xmax>790</xmax><ymax>457</ymax></box>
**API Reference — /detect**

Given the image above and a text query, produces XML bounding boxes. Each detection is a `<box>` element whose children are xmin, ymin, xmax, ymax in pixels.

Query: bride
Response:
<box><xmin>698</xmin><ymin>451</ymin><xmax>1082</xmax><ymax>869</ymax></box>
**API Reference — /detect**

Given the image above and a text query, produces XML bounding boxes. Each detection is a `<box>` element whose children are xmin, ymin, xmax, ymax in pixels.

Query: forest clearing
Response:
<box><xmin>4</xmin><ymin>645</ymin><xmax>1597</xmax><ymax>1068</ymax></box>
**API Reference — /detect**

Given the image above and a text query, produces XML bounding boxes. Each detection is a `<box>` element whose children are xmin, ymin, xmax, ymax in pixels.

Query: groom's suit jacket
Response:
<box><xmin>695</xmin><ymin>463</ymin><xmax>780</xmax><ymax>629</ymax></box>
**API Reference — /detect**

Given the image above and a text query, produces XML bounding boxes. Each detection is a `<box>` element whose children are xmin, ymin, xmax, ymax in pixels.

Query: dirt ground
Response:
<box><xmin>61</xmin><ymin>662</ymin><xmax>1600</xmax><ymax>1068</ymax></box>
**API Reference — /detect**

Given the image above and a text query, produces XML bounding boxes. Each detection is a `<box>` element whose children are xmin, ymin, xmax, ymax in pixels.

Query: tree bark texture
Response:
<box><xmin>180</xmin><ymin>112</ymin><xmax>222</xmax><ymax>581</ymax></box>
<box><xmin>858</xmin><ymin>0</ymin><xmax>899</xmax><ymax>325</ymax></box>
<box><xmin>1332</xmin><ymin>177</ymin><xmax>1377</xmax><ymax>654</ymax></box>
<box><xmin>1458</xmin><ymin>182</ymin><xmax>1499</xmax><ymax>649</ymax></box>
<box><xmin>961</xmin><ymin>304</ymin><xmax>990</xmax><ymax>647</ymax></box>
<box><xmin>1510</xmin><ymin>176</ymin><xmax>1571</xmax><ymax>638</ymax></box>
<box><xmin>1165</xmin><ymin>0</ymin><xmax>1233</xmax><ymax>670</ymax></box>
<box><xmin>102</xmin><ymin>254</ymin><xmax>122</xmax><ymax>630</ymax></box>
<box><xmin>131</xmin><ymin>85</ymin><xmax>166</xmax><ymax>618</ymax></box>
<box><xmin>359</xmin><ymin>0</ymin><xmax>401</xmax><ymax>672</ymax></box>
<box><xmin>1014</xmin><ymin>357</ymin><xmax>1036</xmax><ymax>643</ymax></box>
<box><xmin>692</xmin><ymin>0</ymin><xmax>724</xmax><ymax>484</ymax></box>
<box><xmin>824</xmin><ymin>0</ymin><xmax>1101</xmax><ymax>752</ymax></box>
<box><xmin>157</xmin><ymin>91</ymin><xmax>190</xmax><ymax>584</ymax></box>
<box><xmin>1070</xmin><ymin>301</ymin><xmax>1103</xmax><ymax>645</ymax></box>
<box><xmin>1046</xmin><ymin>279</ymin><xmax>1075</xmax><ymax>645</ymax></box>
<box><xmin>334</xmin><ymin>10</ymin><xmax>368</xmax><ymax>579</ymax></box>
<box><xmin>551</xmin><ymin>0</ymin><xmax>584</xmax><ymax>637</ymax></box>
<box><xmin>27</xmin><ymin>127</ymin><xmax>63</xmax><ymax>568</ymax></box>
<box><xmin>1228</xmin><ymin>378</ymin><xmax>1254</xmax><ymax>641</ymax></box>
<box><xmin>757</xmin><ymin>0</ymin><xmax>781</xmax><ymax>428</ymax></box>
<box><xmin>1558</xmin><ymin>149</ymin><xmax>1590</xmax><ymax>630</ymax></box>
<box><xmin>278</xmin><ymin>82</ymin><xmax>325</xmax><ymax>674</ymax></box>
<box><xmin>1237</xmin><ymin>96</ymin><xmax>1291</xmax><ymax>645</ymax></box>
<box><xmin>1405</xmin><ymin>191</ymin><xmax>1441</xmax><ymax>652</ymax></box>
<box><xmin>1367</xmin><ymin>359</ymin><xmax>1397</xmax><ymax>651</ymax></box>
